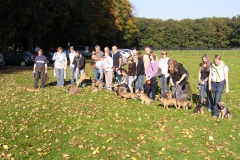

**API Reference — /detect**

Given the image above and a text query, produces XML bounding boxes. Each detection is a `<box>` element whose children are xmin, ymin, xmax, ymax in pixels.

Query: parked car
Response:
<box><xmin>43</xmin><ymin>50</ymin><xmax>55</xmax><ymax>64</ymax></box>
<box><xmin>117</xmin><ymin>49</ymin><xmax>133</xmax><ymax>66</ymax></box>
<box><xmin>4</xmin><ymin>51</ymin><xmax>34</xmax><ymax>66</ymax></box>
<box><xmin>73</xmin><ymin>46</ymin><xmax>92</xmax><ymax>58</ymax></box>
<box><xmin>0</xmin><ymin>53</ymin><xmax>5</xmax><ymax>66</ymax></box>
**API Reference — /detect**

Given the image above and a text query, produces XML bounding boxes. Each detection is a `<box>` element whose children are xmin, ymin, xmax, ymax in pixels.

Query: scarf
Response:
<box><xmin>211</xmin><ymin>61</ymin><xmax>225</xmax><ymax>82</ymax></box>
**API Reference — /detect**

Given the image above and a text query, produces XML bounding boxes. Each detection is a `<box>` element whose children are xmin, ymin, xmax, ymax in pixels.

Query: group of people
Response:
<box><xmin>33</xmin><ymin>45</ymin><xmax>229</xmax><ymax>118</ymax></box>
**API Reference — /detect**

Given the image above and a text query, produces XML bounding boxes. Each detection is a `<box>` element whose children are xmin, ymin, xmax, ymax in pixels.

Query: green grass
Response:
<box><xmin>0</xmin><ymin>50</ymin><xmax>240</xmax><ymax>159</ymax></box>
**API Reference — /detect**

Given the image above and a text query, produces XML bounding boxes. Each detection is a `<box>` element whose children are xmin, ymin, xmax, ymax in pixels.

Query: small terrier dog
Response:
<box><xmin>166</xmin><ymin>90</ymin><xmax>173</xmax><ymax>98</ymax></box>
<box><xmin>66</xmin><ymin>85</ymin><xmax>81</xmax><ymax>94</ymax></box>
<box><xmin>25</xmin><ymin>86</ymin><xmax>40</xmax><ymax>91</ymax></box>
<box><xmin>193</xmin><ymin>99</ymin><xmax>206</xmax><ymax>114</ymax></box>
<box><xmin>176</xmin><ymin>99</ymin><xmax>192</xmax><ymax>109</ymax></box>
<box><xmin>218</xmin><ymin>102</ymin><xmax>232</xmax><ymax>119</ymax></box>
<box><xmin>118</xmin><ymin>88</ymin><xmax>137</xmax><ymax>100</ymax></box>
<box><xmin>91</xmin><ymin>79</ymin><xmax>103</xmax><ymax>92</ymax></box>
<box><xmin>137</xmin><ymin>92</ymin><xmax>152</xmax><ymax>104</ymax></box>
<box><xmin>76</xmin><ymin>72</ymin><xmax>91</xmax><ymax>88</ymax></box>
<box><xmin>157</xmin><ymin>97</ymin><xmax>177</xmax><ymax>109</ymax></box>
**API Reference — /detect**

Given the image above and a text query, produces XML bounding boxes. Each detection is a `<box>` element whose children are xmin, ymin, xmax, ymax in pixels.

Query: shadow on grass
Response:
<box><xmin>0</xmin><ymin>65</ymin><xmax>33</xmax><ymax>74</ymax></box>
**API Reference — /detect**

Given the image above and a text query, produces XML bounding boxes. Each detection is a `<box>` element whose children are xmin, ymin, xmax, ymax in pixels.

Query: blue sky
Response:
<box><xmin>130</xmin><ymin>0</ymin><xmax>240</xmax><ymax>20</ymax></box>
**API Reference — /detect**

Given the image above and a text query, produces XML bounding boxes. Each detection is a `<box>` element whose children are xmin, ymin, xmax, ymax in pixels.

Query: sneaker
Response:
<box><xmin>208</xmin><ymin>109</ymin><xmax>212</xmax><ymax>112</ymax></box>
<box><xmin>212</xmin><ymin>116</ymin><xmax>218</xmax><ymax>119</ymax></box>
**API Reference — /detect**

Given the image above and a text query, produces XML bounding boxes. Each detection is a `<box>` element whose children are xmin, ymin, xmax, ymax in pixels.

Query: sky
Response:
<box><xmin>129</xmin><ymin>0</ymin><xmax>240</xmax><ymax>20</ymax></box>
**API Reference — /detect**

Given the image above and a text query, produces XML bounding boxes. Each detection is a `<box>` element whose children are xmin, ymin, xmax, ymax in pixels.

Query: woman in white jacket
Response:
<box><xmin>158</xmin><ymin>50</ymin><xmax>170</xmax><ymax>98</ymax></box>
<box><xmin>103</xmin><ymin>47</ymin><xmax>113</xmax><ymax>90</ymax></box>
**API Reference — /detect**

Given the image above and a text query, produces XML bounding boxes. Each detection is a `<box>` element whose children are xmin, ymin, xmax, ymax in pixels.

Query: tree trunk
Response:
<box><xmin>29</xmin><ymin>31</ymin><xmax>33</xmax><ymax>51</ymax></box>
<box><xmin>2</xmin><ymin>31</ymin><xmax>8</xmax><ymax>54</ymax></box>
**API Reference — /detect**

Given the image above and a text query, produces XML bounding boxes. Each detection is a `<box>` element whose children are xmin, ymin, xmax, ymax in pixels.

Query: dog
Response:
<box><xmin>25</xmin><ymin>86</ymin><xmax>40</xmax><ymax>91</ymax></box>
<box><xmin>180</xmin><ymin>82</ymin><xmax>192</xmax><ymax>100</ymax></box>
<box><xmin>176</xmin><ymin>99</ymin><xmax>192</xmax><ymax>109</ymax></box>
<box><xmin>118</xmin><ymin>88</ymin><xmax>137</xmax><ymax>100</ymax></box>
<box><xmin>76</xmin><ymin>71</ymin><xmax>91</xmax><ymax>88</ymax></box>
<box><xmin>157</xmin><ymin>97</ymin><xmax>177</xmax><ymax>109</ymax></box>
<box><xmin>92</xmin><ymin>79</ymin><xmax>103</xmax><ymax>91</ymax></box>
<box><xmin>92</xmin><ymin>86</ymin><xmax>99</xmax><ymax>92</ymax></box>
<box><xmin>192</xmin><ymin>98</ymin><xmax>206</xmax><ymax>114</ymax></box>
<box><xmin>166</xmin><ymin>90</ymin><xmax>173</xmax><ymax>98</ymax></box>
<box><xmin>66</xmin><ymin>85</ymin><xmax>81</xmax><ymax>94</ymax></box>
<box><xmin>218</xmin><ymin>102</ymin><xmax>232</xmax><ymax>119</ymax></box>
<box><xmin>137</xmin><ymin>92</ymin><xmax>152</xmax><ymax>104</ymax></box>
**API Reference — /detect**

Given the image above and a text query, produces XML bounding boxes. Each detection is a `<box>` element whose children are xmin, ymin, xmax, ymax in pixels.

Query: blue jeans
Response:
<box><xmin>209</xmin><ymin>80</ymin><xmax>225</xmax><ymax>117</ymax></box>
<box><xmin>135</xmin><ymin>75</ymin><xmax>144</xmax><ymax>91</ymax></box>
<box><xmin>70</xmin><ymin>67</ymin><xmax>75</xmax><ymax>85</ymax></box>
<box><xmin>94</xmin><ymin>68</ymin><xmax>100</xmax><ymax>81</ymax></box>
<box><xmin>55</xmin><ymin>68</ymin><xmax>64</xmax><ymax>86</ymax></box>
<box><xmin>128</xmin><ymin>76</ymin><xmax>134</xmax><ymax>88</ymax></box>
<box><xmin>199</xmin><ymin>80</ymin><xmax>211</xmax><ymax>109</ymax></box>
<box><xmin>160</xmin><ymin>75</ymin><xmax>169</xmax><ymax>98</ymax></box>
<box><xmin>114</xmin><ymin>69</ymin><xmax>119</xmax><ymax>80</ymax></box>
<box><xmin>171</xmin><ymin>84</ymin><xmax>183</xmax><ymax>100</ymax></box>
<box><xmin>76</xmin><ymin>68</ymin><xmax>86</xmax><ymax>87</ymax></box>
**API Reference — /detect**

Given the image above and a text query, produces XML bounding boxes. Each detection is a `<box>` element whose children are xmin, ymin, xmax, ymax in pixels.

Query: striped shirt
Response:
<box><xmin>34</xmin><ymin>55</ymin><xmax>47</xmax><ymax>67</ymax></box>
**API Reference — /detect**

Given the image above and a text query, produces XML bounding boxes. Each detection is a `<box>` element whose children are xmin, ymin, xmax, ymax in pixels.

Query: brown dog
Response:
<box><xmin>25</xmin><ymin>86</ymin><xmax>40</xmax><ymax>91</ymax></box>
<box><xmin>76</xmin><ymin>72</ymin><xmax>91</xmax><ymax>88</ymax></box>
<box><xmin>176</xmin><ymin>99</ymin><xmax>192</xmax><ymax>109</ymax></box>
<box><xmin>66</xmin><ymin>85</ymin><xmax>81</xmax><ymax>94</ymax></box>
<box><xmin>218</xmin><ymin>102</ymin><xmax>232</xmax><ymax>119</ymax></box>
<box><xmin>158</xmin><ymin>97</ymin><xmax>177</xmax><ymax>109</ymax></box>
<box><xmin>166</xmin><ymin>90</ymin><xmax>173</xmax><ymax>98</ymax></box>
<box><xmin>193</xmin><ymin>99</ymin><xmax>206</xmax><ymax>114</ymax></box>
<box><xmin>119</xmin><ymin>88</ymin><xmax>137</xmax><ymax>100</ymax></box>
<box><xmin>137</xmin><ymin>92</ymin><xmax>152</xmax><ymax>104</ymax></box>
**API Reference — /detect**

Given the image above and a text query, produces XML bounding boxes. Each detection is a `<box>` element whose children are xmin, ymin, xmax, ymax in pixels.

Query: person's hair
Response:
<box><xmin>137</xmin><ymin>52</ymin><xmax>143</xmax><ymax>60</ymax></box>
<box><xmin>90</xmin><ymin>61</ymin><xmax>96</xmax><ymax>66</ymax></box>
<box><xmin>38</xmin><ymin>49</ymin><xmax>43</xmax><ymax>53</ymax></box>
<box><xmin>95</xmin><ymin>45</ymin><xmax>100</xmax><ymax>49</ymax></box>
<box><xmin>149</xmin><ymin>52</ymin><xmax>156</xmax><ymax>60</ymax></box>
<box><xmin>127</xmin><ymin>56</ymin><xmax>134</xmax><ymax>62</ymax></box>
<box><xmin>214</xmin><ymin>55</ymin><xmax>221</xmax><ymax>60</ymax></box>
<box><xmin>121</xmin><ymin>68</ymin><xmax>128</xmax><ymax>74</ymax></box>
<box><xmin>57</xmin><ymin>47</ymin><xmax>63</xmax><ymax>51</ymax></box>
<box><xmin>117</xmin><ymin>68</ymin><xmax>123</xmax><ymax>72</ymax></box>
<box><xmin>161</xmin><ymin>50</ymin><xmax>167</xmax><ymax>55</ymax></box>
<box><xmin>70</xmin><ymin>46</ymin><xmax>74</xmax><ymax>50</ymax></box>
<box><xmin>144</xmin><ymin>45</ymin><xmax>151</xmax><ymax>49</ymax></box>
<box><xmin>201</xmin><ymin>53</ymin><xmax>210</xmax><ymax>71</ymax></box>
<box><xmin>132</xmin><ymin>47</ymin><xmax>137</xmax><ymax>50</ymax></box>
<box><xmin>168</xmin><ymin>59</ymin><xmax>179</xmax><ymax>76</ymax></box>
<box><xmin>75</xmin><ymin>51</ymin><xmax>80</xmax><ymax>54</ymax></box>
<box><xmin>104</xmin><ymin>47</ymin><xmax>110</xmax><ymax>54</ymax></box>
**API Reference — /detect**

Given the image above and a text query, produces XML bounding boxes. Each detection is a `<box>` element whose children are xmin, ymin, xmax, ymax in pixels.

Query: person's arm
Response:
<box><xmin>52</xmin><ymin>53</ymin><xmax>56</xmax><ymax>60</ymax></box>
<box><xmin>45</xmin><ymin>63</ymin><xmax>47</xmax><ymax>73</ymax></box>
<box><xmin>176</xmin><ymin>73</ymin><xmax>186</xmax><ymax>86</ymax></box>
<box><xmin>119</xmin><ymin>56</ymin><xmax>122</xmax><ymax>68</ymax></box>
<box><xmin>208</xmin><ymin>69</ymin><xmax>212</xmax><ymax>91</ymax></box>
<box><xmin>33</xmin><ymin>64</ymin><xmax>36</xmax><ymax>73</ymax></box>
<box><xmin>198</xmin><ymin>67</ymin><xmax>201</xmax><ymax>83</ymax></box>
<box><xmin>64</xmin><ymin>56</ymin><xmax>67</xmax><ymax>70</ymax></box>
<box><xmin>224</xmin><ymin>68</ymin><xmax>229</xmax><ymax>93</ymax></box>
<box><xmin>176</xmin><ymin>65</ymin><xmax>186</xmax><ymax>85</ymax></box>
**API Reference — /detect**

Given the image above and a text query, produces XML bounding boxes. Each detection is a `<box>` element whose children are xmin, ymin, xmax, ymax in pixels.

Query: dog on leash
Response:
<box><xmin>137</xmin><ymin>92</ymin><xmax>152</xmax><ymax>104</ymax></box>
<box><xmin>76</xmin><ymin>71</ymin><xmax>91</xmax><ymax>88</ymax></box>
<box><xmin>193</xmin><ymin>98</ymin><xmax>206</xmax><ymax>114</ymax></box>
<box><xmin>118</xmin><ymin>87</ymin><xmax>137</xmax><ymax>100</ymax></box>
<box><xmin>157</xmin><ymin>97</ymin><xmax>177</xmax><ymax>109</ymax></box>
<box><xmin>66</xmin><ymin>85</ymin><xmax>81</xmax><ymax>94</ymax></box>
<box><xmin>218</xmin><ymin>102</ymin><xmax>232</xmax><ymax>119</ymax></box>
<box><xmin>166</xmin><ymin>90</ymin><xmax>173</xmax><ymax>98</ymax></box>
<box><xmin>176</xmin><ymin>99</ymin><xmax>192</xmax><ymax>109</ymax></box>
<box><xmin>25</xmin><ymin>86</ymin><xmax>40</xmax><ymax>91</ymax></box>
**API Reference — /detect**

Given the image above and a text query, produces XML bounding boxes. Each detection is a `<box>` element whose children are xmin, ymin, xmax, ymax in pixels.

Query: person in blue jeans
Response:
<box><xmin>208</xmin><ymin>55</ymin><xmax>229</xmax><ymax>118</ymax></box>
<box><xmin>198</xmin><ymin>53</ymin><xmax>211</xmax><ymax>111</ymax></box>
<box><xmin>134</xmin><ymin>52</ymin><xmax>145</xmax><ymax>93</ymax></box>
<box><xmin>158</xmin><ymin>50</ymin><xmax>170</xmax><ymax>98</ymax></box>
<box><xmin>69</xmin><ymin>46</ymin><xmax>75</xmax><ymax>86</ymax></box>
<box><xmin>72</xmin><ymin>51</ymin><xmax>86</xmax><ymax>87</ymax></box>
<box><xmin>91</xmin><ymin>45</ymin><xmax>104</xmax><ymax>81</ymax></box>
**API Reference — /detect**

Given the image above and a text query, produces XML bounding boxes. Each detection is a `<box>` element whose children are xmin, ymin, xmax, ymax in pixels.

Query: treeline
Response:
<box><xmin>135</xmin><ymin>16</ymin><xmax>240</xmax><ymax>48</ymax></box>
<box><xmin>0</xmin><ymin>0</ymin><xmax>138</xmax><ymax>53</ymax></box>
<box><xmin>0</xmin><ymin>0</ymin><xmax>240</xmax><ymax>53</ymax></box>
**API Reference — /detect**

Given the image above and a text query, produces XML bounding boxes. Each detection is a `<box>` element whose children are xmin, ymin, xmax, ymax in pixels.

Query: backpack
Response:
<box><xmin>179</xmin><ymin>63</ymin><xmax>189</xmax><ymax>81</ymax></box>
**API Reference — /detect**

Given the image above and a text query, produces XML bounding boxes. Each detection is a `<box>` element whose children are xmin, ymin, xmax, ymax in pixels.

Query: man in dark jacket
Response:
<box><xmin>72</xmin><ymin>51</ymin><xmax>86</xmax><ymax>87</ymax></box>
<box><xmin>33</xmin><ymin>49</ymin><xmax>47</xmax><ymax>88</ymax></box>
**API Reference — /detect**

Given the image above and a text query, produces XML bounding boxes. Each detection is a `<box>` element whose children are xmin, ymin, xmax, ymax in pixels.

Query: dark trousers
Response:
<box><xmin>145</xmin><ymin>76</ymin><xmax>156</xmax><ymax>100</ymax></box>
<box><xmin>34</xmin><ymin>71</ymin><xmax>45</xmax><ymax>88</ymax></box>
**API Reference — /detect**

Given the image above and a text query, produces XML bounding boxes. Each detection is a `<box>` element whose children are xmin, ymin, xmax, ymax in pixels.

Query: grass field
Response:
<box><xmin>0</xmin><ymin>50</ymin><xmax>240</xmax><ymax>159</ymax></box>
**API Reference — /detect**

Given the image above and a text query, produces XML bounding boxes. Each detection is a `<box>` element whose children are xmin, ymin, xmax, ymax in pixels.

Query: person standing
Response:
<box><xmin>72</xmin><ymin>51</ymin><xmax>85</xmax><ymax>87</ymax></box>
<box><xmin>52</xmin><ymin>47</ymin><xmax>67</xmax><ymax>87</ymax></box>
<box><xmin>92</xmin><ymin>45</ymin><xmax>104</xmax><ymax>81</ymax></box>
<box><xmin>143</xmin><ymin>46</ymin><xmax>151</xmax><ymax>74</ymax></box>
<box><xmin>208</xmin><ymin>55</ymin><xmax>229</xmax><ymax>118</ymax></box>
<box><xmin>111</xmin><ymin>45</ymin><xmax>122</xmax><ymax>80</ymax></box>
<box><xmin>132</xmin><ymin>47</ymin><xmax>138</xmax><ymax>66</ymax></box>
<box><xmin>127</xmin><ymin>56</ymin><xmax>136</xmax><ymax>93</ymax></box>
<box><xmin>69</xmin><ymin>46</ymin><xmax>75</xmax><ymax>86</ymax></box>
<box><xmin>134</xmin><ymin>52</ymin><xmax>145</xmax><ymax>93</ymax></box>
<box><xmin>168</xmin><ymin>59</ymin><xmax>187</xmax><ymax>100</ymax></box>
<box><xmin>145</xmin><ymin>53</ymin><xmax>158</xmax><ymax>101</ymax></box>
<box><xmin>158</xmin><ymin>50</ymin><xmax>170</xmax><ymax>98</ymax></box>
<box><xmin>33</xmin><ymin>49</ymin><xmax>47</xmax><ymax>89</ymax></box>
<box><xmin>103</xmin><ymin>50</ymin><xmax>113</xmax><ymax>90</ymax></box>
<box><xmin>198</xmin><ymin>53</ymin><xmax>211</xmax><ymax>111</ymax></box>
